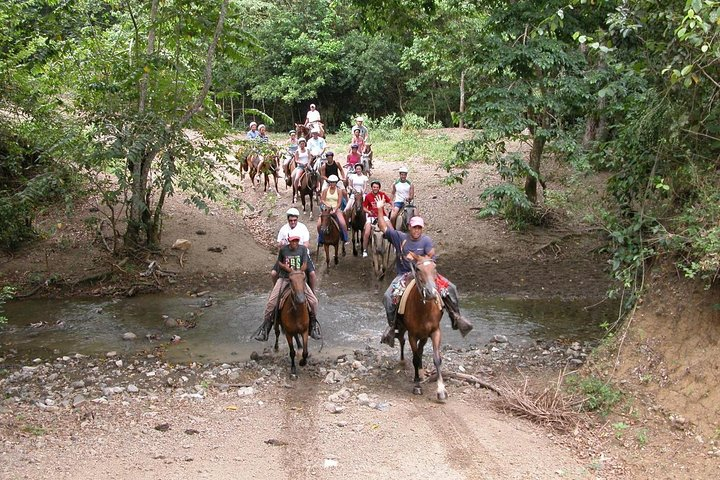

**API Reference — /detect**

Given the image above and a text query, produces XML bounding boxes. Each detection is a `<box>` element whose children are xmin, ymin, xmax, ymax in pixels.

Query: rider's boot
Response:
<box><xmin>442</xmin><ymin>296</ymin><xmax>474</xmax><ymax>337</ymax></box>
<box><xmin>252</xmin><ymin>317</ymin><xmax>273</xmax><ymax>342</ymax></box>
<box><xmin>309</xmin><ymin>311</ymin><xmax>322</xmax><ymax>340</ymax></box>
<box><xmin>380</xmin><ymin>306</ymin><xmax>397</xmax><ymax>348</ymax></box>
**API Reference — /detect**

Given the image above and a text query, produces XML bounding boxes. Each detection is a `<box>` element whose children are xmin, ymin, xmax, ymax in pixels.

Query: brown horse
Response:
<box><xmin>293</xmin><ymin>164</ymin><xmax>319</xmax><ymax>219</ymax></box>
<box><xmin>257</xmin><ymin>152</ymin><xmax>280</xmax><ymax>193</ymax></box>
<box><xmin>282</xmin><ymin>151</ymin><xmax>295</xmax><ymax>189</ymax></box>
<box><xmin>274</xmin><ymin>271</ymin><xmax>310</xmax><ymax>378</ymax></box>
<box><xmin>394</xmin><ymin>202</ymin><xmax>417</xmax><ymax>232</ymax></box>
<box><xmin>395</xmin><ymin>254</ymin><xmax>447</xmax><ymax>401</ymax></box>
<box><xmin>316</xmin><ymin>208</ymin><xmax>345</xmax><ymax>273</ymax></box>
<box><xmin>295</xmin><ymin>123</ymin><xmax>310</xmax><ymax>140</ymax></box>
<box><xmin>346</xmin><ymin>189</ymin><xmax>366</xmax><ymax>256</ymax></box>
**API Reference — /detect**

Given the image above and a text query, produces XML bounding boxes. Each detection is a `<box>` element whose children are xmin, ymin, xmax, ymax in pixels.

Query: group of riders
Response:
<box><xmin>249</xmin><ymin>105</ymin><xmax>474</xmax><ymax>348</ymax></box>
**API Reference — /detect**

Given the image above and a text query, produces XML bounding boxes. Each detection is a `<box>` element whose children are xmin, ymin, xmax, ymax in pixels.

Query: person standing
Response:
<box><xmin>373</xmin><ymin>197</ymin><xmax>473</xmax><ymax>346</ymax></box>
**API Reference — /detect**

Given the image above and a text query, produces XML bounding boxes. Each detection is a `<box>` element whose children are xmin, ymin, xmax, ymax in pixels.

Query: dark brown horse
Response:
<box><xmin>274</xmin><ymin>270</ymin><xmax>310</xmax><ymax>378</ymax></box>
<box><xmin>395</xmin><ymin>254</ymin><xmax>447</xmax><ymax>400</ymax></box>
<box><xmin>282</xmin><ymin>151</ymin><xmax>295</xmax><ymax>189</ymax></box>
<box><xmin>293</xmin><ymin>164</ymin><xmax>319</xmax><ymax>219</ymax></box>
<box><xmin>346</xmin><ymin>189</ymin><xmax>366</xmax><ymax>256</ymax></box>
<box><xmin>316</xmin><ymin>208</ymin><xmax>345</xmax><ymax>273</ymax></box>
<box><xmin>257</xmin><ymin>152</ymin><xmax>280</xmax><ymax>193</ymax></box>
<box><xmin>295</xmin><ymin>123</ymin><xmax>310</xmax><ymax>140</ymax></box>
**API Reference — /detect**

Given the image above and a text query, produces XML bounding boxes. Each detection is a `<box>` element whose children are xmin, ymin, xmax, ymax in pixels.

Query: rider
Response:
<box><xmin>344</xmin><ymin>163</ymin><xmax>369</xmax><ymax>215</ymax></box>
<box><xmin>361</xmin><ymin>180</ymin><xmax>392</xmax><ymax>258</ymax></box>
<box><xmin>246</xmin><ymin>121</ymin><xmax>259</xmax><ymax>140</ymax></box>
<box><xmin>374</xmin><ymin>198</ymin><xmax>474</xmax><ymax>346</ymax></box>
<box><xmin>355</xmin><ymin>117</ymin><xmax>369</xmax><ymax>143</ymax></box>
<box><xmin>389</xmin><ymin>166</ymin><xmax>414</xmax><ymax>227</ymax></box>
<box><xmin>253</xmin><ymin>235</ymin><xmax>322</xmax><ymax>342</ymax></box>
<box><xmin>317</xmin><ymin>175</ymin><xmax>349</xmax><ymax>245</ymax></box>
<box><xmin>305</xmin><ymin>103</ymin><xmax>322</xmax><ymax>132</ymax></box>
<box><xmin>292</xmin><ymin>137</ymin><xmax>310</xmax><ymax>189</ymax></box>
<box><xmin>257</xmin><ymin>124</ymin><xmax>269</xmax><ymax>142</ymax></box>
<box><xmin>308</xmin><ymin>128</ymin><xmax>327</xmax><ymax>171</ymax></box>
<box><xmin>319</xmin><ymin>152</ymin><xmax>346</xmax><ymax>192</ymax></box>
<box><xmin>349</xmin><ymin>127</ymin><xmax>366</xmax><ymax>155</ymax></box>
<box><xmin>273</xmin><ymin>208</ymin><xmax>318</xmax><ymax>293</ymax></box>
<box><xmin>283</xmin><ymin>130</ymin><xmax>298</xmax><ymax>173</ymax></box>
<box><xmin>346</xmin><ymin>144</ymin><xmax>362</xmax><ymax>173</ymax></box>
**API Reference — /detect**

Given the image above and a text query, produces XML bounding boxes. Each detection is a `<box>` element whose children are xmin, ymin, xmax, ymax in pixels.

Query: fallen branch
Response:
<box><xmin>71</xmin><ymin>271</ymin><xmax>113</xmax><ymax>286</ymax></box>
<box><xmin>424</xmin><ymin>370</ymin><xmax>501</xmax><ymax>395</ymax></box>
<box><xmin>14</xmin><ymin>284</ymin><xmax>43</xmax><ymax>299</ymax></box>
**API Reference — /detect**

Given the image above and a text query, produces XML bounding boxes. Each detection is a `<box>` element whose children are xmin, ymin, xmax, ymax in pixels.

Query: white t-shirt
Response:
<box><xmin>306</xmin><ymin>110</ymin><xmax>321</xmax><ymax>123</ymax></box>
<box><xmin>347</xmin><ymin>173</ymin><xmax>369</xmax><ymax>194</ymax></box>
<box><xmin>307</xmin><ymin>137</ymin><xmax>326</xmax><ymax>157</ymax></box>
<box><xmin>296</xmin><ymin>148</ymin><xmax>309</xmax><ymax>166</ymax></box>
<box><xmin>393</xmin><ymin>180</ymin><xmax>412</xmax><ymax>203</ymax></box>
<box><xmin>277</xmin><ymin>222</ymin><xmax>311</xmax><ymax>246</ymax></box>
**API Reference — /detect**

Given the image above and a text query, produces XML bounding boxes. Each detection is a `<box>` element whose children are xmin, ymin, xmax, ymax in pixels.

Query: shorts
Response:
<box><xmin>393</xmin><ymin>201</ymin><xmax>405</xmax><ymax>209</ymax></box>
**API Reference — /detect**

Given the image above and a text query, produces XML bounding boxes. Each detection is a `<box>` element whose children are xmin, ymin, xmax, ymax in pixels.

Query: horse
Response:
<box><xmin>257</xmin><ymin>151</ymin><xmax>280</xmax><ymax>193</ymax></box>
<box><xmin>370</xmin><ymin>223</ymin><xmax>390</xmax><ymax>280</ymax></box>
<box><xmin>316</xmin><ymin>208</ymin><xmax>345</xmax><ymax>273</ymax></box>
<box><xmin>273</xmin><ymin>270</ymin><xmax>310</xmax><ymax>378</ymax></box>
<box><xmin>346</xmin><ymin>189</ymin><xmax>366</xmax><ymax>256</ymax></box>
<box><xmin>394</xmin><ymin>202</ymin><xmax>417</xmax><ymax>232</ymax></box>
<box><xmin>282</xmin><ymin>151</ymin><xmax>295</xmax><ymax>189</ymax></box>
<box><xmin>394</xmin><ymin>253</ymin><xmax>447</xmax><ymax>401</ymax></box>
<box><xmin>361</xmin><ymin>144</ymin><xmax>373</xmax><ymax>174</ymax></box>
<box><xmin>293</xmin><ymin>164</ymin><xmax>319</xmax><ymax>219</ymax></box>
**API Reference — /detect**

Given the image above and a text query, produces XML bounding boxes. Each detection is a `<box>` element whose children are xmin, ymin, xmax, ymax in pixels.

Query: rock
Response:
<box><xmin>492</xmin><ymin>334</ymin><xmax>509</xmax><ymax>343</ymax></box>
<box><xmin>106</xmin><ymin>351</ymin><xmax>117</xmax><ymax>358</ymax></box>
<box><xmin>237</xmin><ymin>387</ymin><xmax>256</xmax><ymax>397</ymax></box>
<box><xmin>72</xmin><ymin>395</ymin><xmax>86</xmax><ymax>408</ymax></box>
<box><xmin>323</xmin><ymin>402</ymin><xmax>344</xmax><ymax>414</ymax></box>
<box><xmin>71</xmin><ymin>380</ymin><xmax>85</xmax><ymax>389</ymax></box>
<box><xmin>328</xmin><ymin>388</ymin><xmax>352</xmax><ymax>403</ymax></box>
<box><xmin>127</xmin><ymin>384</ymin><xmax>139</xmax><ymax>393</ymax></box>
<box><xmin>122</xmin><ymin>332</ymin><xmax>137</xmax><ymax>340</ymax></box>
<box><xmin>357</xmin><ymin>393</ymin><xmax>372</xmax><ymax>406</ymax></box>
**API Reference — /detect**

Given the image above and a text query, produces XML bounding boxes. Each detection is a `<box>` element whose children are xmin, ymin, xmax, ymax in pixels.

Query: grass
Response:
<box><xmin>565</xmin><ymin>374</ymin><xmax>623</xmax><ymax>417</ymax></box>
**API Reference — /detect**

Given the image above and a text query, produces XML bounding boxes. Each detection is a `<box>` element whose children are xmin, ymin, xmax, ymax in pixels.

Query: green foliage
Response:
<box><xmin>612</xmin><ymin>421</ymin><xmax>630</xmax><ymax>439</ymax></box>
<box><xmin>566</xmin><ymin>374</ymin><xmax>623</xmax><ymax>416</ymax></box>
<box><xmin>0</xmin><ymin>285</ymin><xmax>15</xmax><ymax>327</ymax></box>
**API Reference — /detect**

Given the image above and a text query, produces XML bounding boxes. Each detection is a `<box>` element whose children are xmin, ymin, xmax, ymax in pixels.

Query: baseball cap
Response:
<box><xmin>408</xmin><ymin>217</ymin><xmax>424</xmax><ymax>228</ymax></box>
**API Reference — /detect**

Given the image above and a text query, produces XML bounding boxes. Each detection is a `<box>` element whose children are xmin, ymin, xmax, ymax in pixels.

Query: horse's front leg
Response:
<box><xmin>273</xmin><ymin>318</ymin><xmax>281</xmax><ymax>352</ymax></box>
<box><xmin>287</xmin><ymin>334</ymin><xmax>298</xmax><ymax>378</ymax></box>
<box><xmin>430</xmin><ymin>330</ymin><xmax>447</xmax><ymax>402</ymax></box>
<box><xmin>333</xmin><ymin>245</ymin><xmax>339</xmax><ymax>265</ymax></box>
<box><xmin>299</xmin><ymin>331</ymin><xmax>309</xmax><ymax>367</ymax></box>
<box><xmin>409</xmin><ymin>336</ymin><xmax>423</xmax><ymax>396</ymax></box>
<box><xmin>325</xmin><ymin>246</ymin><xmax>330</xmax><ymax>273</ymax></box>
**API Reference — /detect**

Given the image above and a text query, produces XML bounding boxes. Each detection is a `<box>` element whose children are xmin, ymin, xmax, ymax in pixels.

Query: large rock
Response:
<box><xmin>172</xmin><ymin>239</ymin><xmax>192</xmax><ymax>251</ymax></box>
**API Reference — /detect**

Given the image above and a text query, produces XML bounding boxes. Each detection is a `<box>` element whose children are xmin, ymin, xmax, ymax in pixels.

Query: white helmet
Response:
<box><xmin>399</xmin><ymin>166</ymin><xmax>409</xmax><ymax>173</ymax></box>
<box><xmin>298</xmin><ymin>137</ymin><xmax>307</xmax><ymax>143</ymax></box>
<box><xmin>311</xmin><ymin>128</ymin><xmax>320</xmax><ymax>134</ymax></box>
<box><xmin>356</xmin><ymin>116</ymin><xmax>364</xmax><ymax>122</ymax></box>
<box><xmin>286</xmin><ymin>208</ymin><xmax>300</xmax><ymax>217</ymax></box>
<box><xmin>249</xmin><ymin>121</ymin><xmax>257</xmax><ymax>127</ymax></box>
<box><xmin>328</xmin><ymin>174</ymin><xmax>339</xmax><ymax>183</ymax></box>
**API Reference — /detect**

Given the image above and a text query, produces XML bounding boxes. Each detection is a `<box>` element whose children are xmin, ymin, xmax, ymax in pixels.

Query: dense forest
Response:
<box><xmin>1</xmin><ymin>0</ymin><xmax>718</xmax><ymax>313</ymax></box>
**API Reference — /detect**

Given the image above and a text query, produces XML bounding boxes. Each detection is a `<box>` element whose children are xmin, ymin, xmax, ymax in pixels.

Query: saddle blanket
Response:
<box><xmin>391</xmin><ymin>272</ymin><xmax>450</xmax><ymax>307</ymax></box>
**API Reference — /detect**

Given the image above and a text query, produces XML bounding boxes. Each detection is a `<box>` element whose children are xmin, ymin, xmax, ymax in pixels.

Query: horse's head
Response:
<box><xmin>363</xmin><ymin>144</ymin><xmax>372</xmax><ymax>154</ymax></box>
<box><xmin>409</xmin><ymin>254</ymin><xmax>438</xmax><ymax>300</ymax></box>
<box><xmin>319</xmin><ymin>207</ymin><xmax>332</xmax><ymax>233</ymax></box>
<box><xmin>288</xmin><ymin>271</ymin><xmax>307</xmax><ymax>304</ymax></box>
<box><xmin>307</xmin><ymin>165</ymin><xmax>319</xmax><ymax>189</ymax></box>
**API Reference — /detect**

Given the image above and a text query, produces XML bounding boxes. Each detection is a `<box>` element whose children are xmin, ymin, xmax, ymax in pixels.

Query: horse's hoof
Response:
<box><xmin>290</xmin><ymin>373</ymin><xmax>298</xmax><ymax>381</ymax></box>
<box><xmin>334</xmin><ymin>257</ymin><xmax>339</xmax><ymax>265</ymax></box>
<box><xmin>299</xmin><ymin>358</ymin><xmax>307</xmax><ymax>367</ymax></box>
<box><xmin>412</xmin><ymin>386</ymin><xmax>423</xmax><ymax>396</ymax></box>
<box><xmin>437</xmin><ymin>391</ymin><xmax>448</xmax><ymax>402</ymax></box>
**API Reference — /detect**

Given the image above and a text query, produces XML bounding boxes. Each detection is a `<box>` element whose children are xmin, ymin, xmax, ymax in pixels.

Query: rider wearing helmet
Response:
<box><xmin>246</xmin><ymin>121</ymin><xmax>259</xmax><ymax>140</ymax></box>
<box><xmin>343</xmin><ymin>163</ymin><xmax>369</xmax><ymax>215</ymax></box>
<box><xmin>317</xmin><ymin>174</ymin><xmax>349</xmax><ymax>245</ymax></box>
<box><xmin>257</xmin><ymin>124</ymin><xmax>269</xmax><ymax>142</ymax></box>
<box><xmin>308</xmin><ymin>128</ymin><xmax>327</xmax><ymax>171</ymax></box>
<box><xmin>254</xmin><ymin>232</ymin><xmax>322</xmax><ymax>342</ymax></box>
<box><xmin>346</xmin><ymin>144</ymin><xmax>362</xmax><ymax>172</ymax></box>
<box><xmin>373</xmin><ymin>198</ymin><xmax>474</xmax><ymax>347</ymax></box>
<box><xmin>261</xmin><ymin>208</ymin><xmax>320</xmax><ymax>341</ymax></box>
<box><xmin>390</xmin><ymin>166</ymin><xmax>414</xmax><ymax>227</ymax></box>
<box><xmin>355</xmin><ymin>116</ymin><xmax>369</xmax><ymax>143</ymax></box>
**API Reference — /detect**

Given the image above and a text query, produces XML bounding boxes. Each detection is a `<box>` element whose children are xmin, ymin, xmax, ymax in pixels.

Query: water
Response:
<box><xmin>0</xmin><ymin>292</ymin><xmax>617</xmax><ymax>363</ymax></box>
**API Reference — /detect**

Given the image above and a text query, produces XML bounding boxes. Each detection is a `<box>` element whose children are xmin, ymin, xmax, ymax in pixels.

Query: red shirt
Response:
<box><xmin>346</xmin><ymin>152</ymin><xmax>361</xmax><ymax>167</ymax></box>
<box><xmin>363</xmin><ymin>191</ymin><xmax>392</xmax><ymax>218</ymax></box>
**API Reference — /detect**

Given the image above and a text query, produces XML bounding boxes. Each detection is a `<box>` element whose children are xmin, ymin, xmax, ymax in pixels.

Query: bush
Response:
<box><xmin>566</xmin><ymin>374</ymin><xmax>623</xmax><ymax>416</ymax></box>
<box><xmin>0</xmin><ymin>286</ymin><xmax>15</xmax><ymax>327</ymax></box>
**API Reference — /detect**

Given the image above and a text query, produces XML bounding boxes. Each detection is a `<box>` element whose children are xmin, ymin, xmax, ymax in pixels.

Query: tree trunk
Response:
<box><xmin>459</xmin><ymin>69</ymin><xmax>465</xmax><ymax>129</ymax></box>
<box><xmin>524</xmin><ymin>110</ymin><xmax>549</xmax><ymax>204</ymax></box>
